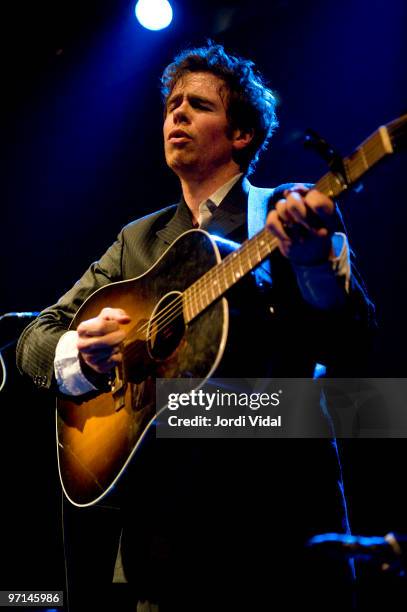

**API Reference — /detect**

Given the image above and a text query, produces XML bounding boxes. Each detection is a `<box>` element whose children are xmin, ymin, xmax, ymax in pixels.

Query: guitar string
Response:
<box><xmin>123</xmin><ymin>229</ymin><xmax>273</xmax><ymax>341</ymax></box>
<box><xmin>122</xmin><ymin>137</ymin><xmax>393</xmax><ymax>347</ymax></box>
<box><xmin>122</xmin><ymin>229</ymin><xmax>272</xmax><ymax>346</ymax></box>
<box><xmin>123</xmin><ymin>230</ymin><xmax>278</xmax><ymax>346</ymax></box>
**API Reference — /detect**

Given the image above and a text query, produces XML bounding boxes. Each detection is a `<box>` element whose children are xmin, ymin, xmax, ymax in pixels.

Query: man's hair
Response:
<box><xmin>161</xmin><ymin>42</ymin><xmax>278</xmax><ymax>175</ymax></box>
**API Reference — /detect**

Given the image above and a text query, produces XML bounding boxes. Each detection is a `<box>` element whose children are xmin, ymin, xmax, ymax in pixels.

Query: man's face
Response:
<box><xmin>163</xmin><ymin>71</ymin><xmax>238</xmax><ymax>180</ymax></box>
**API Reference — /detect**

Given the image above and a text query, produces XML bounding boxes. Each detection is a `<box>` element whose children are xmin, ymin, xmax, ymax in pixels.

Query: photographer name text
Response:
<box><xmin>167</xmin><ymin>414</ymin><xmax>282</xmax><ymax>428</ymax></box>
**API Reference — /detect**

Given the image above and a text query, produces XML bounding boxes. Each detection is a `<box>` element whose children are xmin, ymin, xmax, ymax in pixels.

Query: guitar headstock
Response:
<box><xmin>386</xmin><ymin>113</ymin><xmax>407</xmax><ymax>151</ymax></box>
<box><xmin>315</xmin><ymin>114</ymin><xmax>406</xmax><ymax>198</ymax></box>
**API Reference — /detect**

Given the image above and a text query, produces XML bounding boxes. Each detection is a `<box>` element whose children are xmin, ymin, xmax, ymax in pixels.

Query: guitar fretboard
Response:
<box><xmin>183</xmin><ymin>228</ymin><xmax>278</xmax><ymax>323</ymax></box>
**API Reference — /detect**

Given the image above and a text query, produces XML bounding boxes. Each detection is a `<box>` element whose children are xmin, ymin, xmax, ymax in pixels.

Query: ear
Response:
<box><xmin>232</xmin><ymin>128</ymin><xmax>254</xmax><ymax>151</ymax></box>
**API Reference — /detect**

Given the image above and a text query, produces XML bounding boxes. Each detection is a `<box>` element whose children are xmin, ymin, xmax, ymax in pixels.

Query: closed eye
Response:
<box><xmin>166</xmin><ymin>94</ymin><xmax>216</xmax><ymax>114</ymax></box>
<box><xmin>190</xmin><ymin>97</ymin><xmax>214</xmax><ymax>110</ymax></box>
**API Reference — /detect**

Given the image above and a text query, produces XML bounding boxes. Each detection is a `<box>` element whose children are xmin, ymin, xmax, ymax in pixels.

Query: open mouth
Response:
<box><xmin>168</xmin><ymin>130</ymin><xmax>192</xmax><ymax>142</ymax></box>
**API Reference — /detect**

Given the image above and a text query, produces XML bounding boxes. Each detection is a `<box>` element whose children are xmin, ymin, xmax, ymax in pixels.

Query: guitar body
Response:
<box><xmin>57</xmin><ymin>229</ymin><xmax>261</xmax><ymax>507</ymax></box>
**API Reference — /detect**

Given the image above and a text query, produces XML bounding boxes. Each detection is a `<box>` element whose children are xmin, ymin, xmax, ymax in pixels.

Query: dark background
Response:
<box><xmin>1</xmin><ymin>0</ymin><xmax>406</xmax><ymax>606</ymax></box>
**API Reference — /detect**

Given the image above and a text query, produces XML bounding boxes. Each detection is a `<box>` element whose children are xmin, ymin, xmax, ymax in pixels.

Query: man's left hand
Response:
<box><xmin>266</xmin><ymin>184</ymin><xmax>335</xmax><ymax>266</ymax></box>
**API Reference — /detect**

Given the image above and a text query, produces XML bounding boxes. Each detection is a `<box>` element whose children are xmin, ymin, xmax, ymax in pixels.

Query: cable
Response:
<box><xmin>0</xmin><ymin>312</ymin><xmax>40</xmax><ymax>392</ymax></box>
<box><xmin>0</xmin><ymin>351</ymin><xmax>6</xmax><ymax>392</ymax></box>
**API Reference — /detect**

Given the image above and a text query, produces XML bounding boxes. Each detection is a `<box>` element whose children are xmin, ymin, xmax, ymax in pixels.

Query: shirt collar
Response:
<box><xmin>198</xmin><ymin>172</ymin><xmax>243</xmax><ymax>227</ymax></box>
<box><xmin>205</xmin><ymin>173</ymin><xmax>244</xmax><ymax>207</ymax></box>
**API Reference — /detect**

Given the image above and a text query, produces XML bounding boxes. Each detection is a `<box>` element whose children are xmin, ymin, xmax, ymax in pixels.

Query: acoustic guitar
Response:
<box><xmin>57</xmin><ymin>114</ymin><xmax>407</xmax><ymax>506</ymax></box>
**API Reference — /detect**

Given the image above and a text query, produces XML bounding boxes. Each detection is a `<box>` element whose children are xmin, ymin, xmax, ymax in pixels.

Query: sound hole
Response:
<box><xmin>147</xmin><ymin>291</ymin><xmax>185</xmax><ymax>360</ymax></box>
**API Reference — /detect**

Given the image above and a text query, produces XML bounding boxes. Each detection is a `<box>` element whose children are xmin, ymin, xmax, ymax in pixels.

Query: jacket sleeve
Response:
<box><xmin>268</xmin><ymin>185</ymin><xmax>376</xmax><ymax>377</ymax></box>
<box><xmin>309</xmin><ymin>203</ymin><xmax>376</xmax><ymax>376</ymax></box>
<box><xmin>16</xmin><ymin>231</ymin><xmax>124</xmax><ymax>392</ymax></box>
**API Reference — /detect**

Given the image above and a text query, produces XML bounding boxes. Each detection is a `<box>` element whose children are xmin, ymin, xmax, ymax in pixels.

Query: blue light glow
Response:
<box><xmin>135</xmin><ymin>0</ymin><xmax>173</xmax><ymax>31</ymax></box>
<box><xmin>211</xmin><ymin>235</ymin><xmax>240</xmax><ymax>250</ymax></box>
<box><xmin>309</xmin><ymin>533</ymin><xmax>386</xmax><ymax>546</ymax></box>
<box><xmin>313</xmin><ymin>362</ymin><xmax>326</xmax><ymax>378</ymax></box>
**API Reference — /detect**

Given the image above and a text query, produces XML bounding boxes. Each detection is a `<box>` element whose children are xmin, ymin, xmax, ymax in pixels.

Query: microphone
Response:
<box><xmin>0</xmin><ymin>311</ymin><xmax>40</xmax><ymax>321</ymax></box>
<box><xmin>307</xmin><ymin>532</ymin><xmax>406</xmax><ymax>573</ymax></box>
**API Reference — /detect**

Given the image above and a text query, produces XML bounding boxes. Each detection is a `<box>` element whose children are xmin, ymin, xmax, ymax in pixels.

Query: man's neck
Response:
<box><xmin>180</xmin><ymin>167</ymin><xmax>242</xmax><ymax>223</ymax></box>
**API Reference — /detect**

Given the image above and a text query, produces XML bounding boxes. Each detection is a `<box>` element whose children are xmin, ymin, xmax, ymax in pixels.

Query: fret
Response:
<box><xmin>255</xmin><ymin>235</ymin><xmax>263</xmax><ymax>267</ymax></box>
<box><xmin>314</xmin><ymin>175</ymin><xmax>329</xmax><ymax>197</ymax></box>
<box><xmin>256</xmin><ymin>232</ymin><xmax>270</xmax><ymax>260</ymax></box>
<box><xmin>245</xmin><ymin>243</ymin><xmax>252</xmax><ymax>270</ymax></box>
<box><xmin>231</xmin><ymin>250</ymin><xmax>244</xmax><ymax>282</ymax></box>
<box><xmin>246</xmin><ymin>240</ymin><xmax>258</xmax><ymax>271</ymax></box>
<box><xmin>315</xmin><ymin>173</ymin><xmax>334</xmax><ymax>198</ymax></box>
<box><xmin>343</xmin><ymin>127</ymin><xmax>393</xmax><ymax>185</ymax></box>
<box><xmin>367</xmin><ymin>135</ymin><xmax>381</xmax><ymax>165</ymax></box>
<box><xmin>239</xmin><ymin>245</ymin><xmax>248</xmax><ymax>273</ymax></box>
<box><xmin>198</xmin><ymin>277</ymin><xmax>209</xmax><ymax>310</ymax></box>
<box><xmin>319</xmin><ymin>170</ymin><xmax>350</xmax><ymax>198</ymax></box>
<box><xmin>334</xmin><ymin>174</ymin><xmax>345</xmax><ymax>197</ymax></box>
<box><xmin>362</xmin><ymin>132</ymin><xmax>381</xmax><ymax>168</ymax></box>
<box><xmin>192</xmin><ymin>280</ymin><xmax>201</xmax><ymax>319</ymax></box>
<box><xmin>222</xmin><ymin>260</ymin><xmax>233</xmax><ymax>294</ymax></box>
<box><xmin>186</xmin><ymin>286</ymin><xmax>193</xmax><ymax>321</ymax></box>
<box><xmin>241</xmin><ymin>243</ymin><xmax>251</xmax><ymax>274</ymax></box>
<box><xmin>192</xmin><ymin>280</ymin><xmax>202</xmax><ymax>316</ymax></box>
<box><xmin>326</xmin><ymin>174</ymin><xmax>334</xmax><ymax>194</ymax></box>
<box><xmin>247</xmin><ymin>241</ymin><xmax>258</xmax><ymax>270</ymax></box>
<box><xmin>344</xmin><ymin>151</ymin><xmax>366</xmax><ymax>183</ymax></box>
<box><xmin>183</xmin><ymin>292</ymin><xmax>190</xmax><ymax>323</ymax></box>
<box><xmin>228</xmin><ymin>259</ymin><xmax>237</xmax><ymax>285</ymax></box>
<box><xmin>207</xmin><ymin>268</ymin><xmax>221</xmax><ymax>302</ymax></box>
<box><xmin>186</xmin><ymin>286</ymin><xmax>193</xmax><ymax>322</ymax></box>
<box><xmin>184</xmin><ymin>288</ymin><xmax>192</xmax><ymax>322</ymax></box>
<box><xmin>244</xmin><ymin>244</ymin><xmax>253</xmax><ymax>272</ymax></box>
<box><xmin>217</xmin><ymin>265</ymin><xmax>228</xmax><ymax>296</ymax></box>
<box><xmin>357</xmin><ymin>144</ymin><xmax>369</xmax><ymax>171</ymax></box>
<box><xmin>192</xmin><ymin>282</ymin><xmax>199</xmax><ymax>319</ymax></box>
<box><xmin>209</xmin><ymin>269</ymin><xmax>217</xmax><ymax>304</ymax></box>
<box><xmin>199</xmin><ymin>279</ymin><xmax>208</xmax><ymax>311</ymax></box>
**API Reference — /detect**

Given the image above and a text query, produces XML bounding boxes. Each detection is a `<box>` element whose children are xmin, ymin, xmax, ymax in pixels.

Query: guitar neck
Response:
<box><xmin>183</xmin><ymin>115</ymin><xmax>406</xmax><ymax>324</ymax></box>
<box><xmin>183</xmin><ymin>227</ymin><xmax>278</xmax><ymax>323</ymax></box>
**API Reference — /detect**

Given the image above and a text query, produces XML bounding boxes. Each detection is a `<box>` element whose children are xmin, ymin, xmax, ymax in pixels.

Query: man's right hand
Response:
<box><xmin>76</xmin><ymin>307</ymin><xmax>131</xmax><ymax>374</ymax></box>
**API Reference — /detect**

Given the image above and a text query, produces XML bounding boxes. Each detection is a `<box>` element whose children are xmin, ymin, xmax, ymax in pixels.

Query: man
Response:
<box><xmin>17</xmin><ymin>43</ymin><xmax>372</xmax><ymax>610</ymax></box>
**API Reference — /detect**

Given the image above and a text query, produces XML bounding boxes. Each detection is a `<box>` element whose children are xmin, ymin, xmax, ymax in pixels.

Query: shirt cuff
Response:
<box><xmin>54</xmin><ymin>330</ymin><xmax>97</xmax><ymax>396</ymax></box>
<box><xmin>293</xmin><ymin>232</ymin><xmax>351</xmax><ymax>309</ymax></box>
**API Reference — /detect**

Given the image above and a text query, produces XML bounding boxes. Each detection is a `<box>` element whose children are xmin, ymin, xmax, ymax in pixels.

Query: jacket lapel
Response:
<box><xmin>247</xmin><ymin>181</ymin><xmax>276</xmax><ymax>286</ymax></box>
<box><xmin>155</xmin><ymin>198</ymin><xmax>195</xmax><ymax>245</ymax></box>
<box><xmin>206</xmin><ymin>177</ymin><xmax>249</xmax><ymax>238</ymax></box>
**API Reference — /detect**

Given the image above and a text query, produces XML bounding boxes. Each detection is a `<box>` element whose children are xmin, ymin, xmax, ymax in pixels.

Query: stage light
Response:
<box><xmin>135</xmin><ymin>0</ymin><xmax>173</xmax><ymax>31</ymax></box>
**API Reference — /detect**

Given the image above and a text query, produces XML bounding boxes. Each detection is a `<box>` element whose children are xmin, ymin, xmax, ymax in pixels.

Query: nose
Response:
<box><xmin>173</xmin><ymin>101</ymin><xmax>190</xmax><ymax>124</ymax></box>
